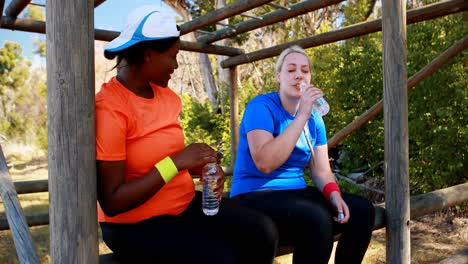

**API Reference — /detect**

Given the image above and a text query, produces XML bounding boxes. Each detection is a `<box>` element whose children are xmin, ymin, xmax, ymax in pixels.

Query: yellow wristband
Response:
<box><xmin>155</xmin><ymin>157</ymin><xmax>178</xmax><ymax>183</ymax></box>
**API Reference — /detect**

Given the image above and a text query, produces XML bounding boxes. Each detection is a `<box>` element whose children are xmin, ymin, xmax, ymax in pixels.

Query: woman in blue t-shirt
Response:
<box><xmin>231</xmin><ymin>45</ymin><xmax>375</xmax><ymax>264</ymax></box>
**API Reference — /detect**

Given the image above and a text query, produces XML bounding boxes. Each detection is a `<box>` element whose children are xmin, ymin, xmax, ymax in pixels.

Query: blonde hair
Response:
<box><xmin>274</xmin><ymin>45</ymin><xmax>311</xmax><ymax>73</ymax></box>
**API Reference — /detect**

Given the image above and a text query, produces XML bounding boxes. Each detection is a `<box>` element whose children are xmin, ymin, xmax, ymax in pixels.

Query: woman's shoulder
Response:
<box><xmin>96</xmin><ymin>77</ymin><xmax>131</xmax><ymax>110</ymax></box>
<box><xmin>248</xmin><ymin>92</ymin><xmax>279</xmax><ymax>107</ymax></box>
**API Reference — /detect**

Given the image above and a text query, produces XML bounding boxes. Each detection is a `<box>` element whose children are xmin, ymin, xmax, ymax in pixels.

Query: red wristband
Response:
<box><xmin>322</xmin><ymin>182</ymin><xmax>341</xmax><ymax>201</ymax></box>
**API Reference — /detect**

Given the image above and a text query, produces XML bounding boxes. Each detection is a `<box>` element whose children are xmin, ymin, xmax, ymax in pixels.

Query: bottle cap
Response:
<box><xmin>338</xmin><ymin>212</ymin><xmax>344</xmax><ymax>221</ymax></box>
<box><xmin>299</xmin><ymin>82</ymin><xmax>307</xmax><ymax>93</ymax></box>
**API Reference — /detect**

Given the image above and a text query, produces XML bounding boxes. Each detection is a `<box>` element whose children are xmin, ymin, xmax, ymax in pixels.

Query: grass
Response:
<box><xmin>1</xmin><ymin>143</ymin><xmax>466</xmax><ymax>263</ymax></box>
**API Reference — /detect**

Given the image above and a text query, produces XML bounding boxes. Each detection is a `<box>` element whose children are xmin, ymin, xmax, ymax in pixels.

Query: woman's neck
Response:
<box><xmin>278</xmin><ymin>90</ymin><xmax>300</xmax><ymax>116</ymax></box>
<box><xmin>116</xmin><ymin>67</ymin><xmax>154</xmax><ymax>99</ymax></box>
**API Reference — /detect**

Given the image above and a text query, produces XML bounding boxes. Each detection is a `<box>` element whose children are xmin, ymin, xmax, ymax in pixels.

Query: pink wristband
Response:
<box><xmin>322</xmin><ymin>182</ymin><xmax>341</xmax><ymax>201</ymax></box>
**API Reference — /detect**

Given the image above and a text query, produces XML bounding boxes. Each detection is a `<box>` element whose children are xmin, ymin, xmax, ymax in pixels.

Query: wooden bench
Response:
<box><xmin>3</xmin><ymin>167</ymin><xmax>468</xmax><ymax>263</ymax></box>
<box><xmin>99</xmin><ymin>246</ymin><xmax>296</xmax><ymax>264</ymax></box>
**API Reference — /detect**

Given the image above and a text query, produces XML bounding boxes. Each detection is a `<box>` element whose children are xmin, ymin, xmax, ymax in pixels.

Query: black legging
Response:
<box><xmin>100</xmin><ymin>191</ymin><xmax>278</xmax><ymax>264</ymax></box>
<box><xmin>233</xmin><ymin>187</ymin><xmax>375</xmax><ymax>264</ymax></box>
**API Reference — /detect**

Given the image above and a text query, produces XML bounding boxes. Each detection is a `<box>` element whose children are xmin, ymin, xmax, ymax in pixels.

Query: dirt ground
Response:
<box><xmin>1</xmin><ymin>147</ymin><xmax>467</xmax><ymax>263</ymax></box>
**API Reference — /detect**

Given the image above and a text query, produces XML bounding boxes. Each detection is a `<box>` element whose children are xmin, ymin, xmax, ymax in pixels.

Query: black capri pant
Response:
<box><xmin>233</xmin><ymin>186</ymin><xmax>375</xmax><ymax>264</ymax></box>
<box><xmin>100</xmin><ymin>191</ymin><xmax>279</xmax><ymax>264</ymax></box>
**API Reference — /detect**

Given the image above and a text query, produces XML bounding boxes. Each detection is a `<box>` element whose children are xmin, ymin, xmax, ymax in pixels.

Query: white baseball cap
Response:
<box><xmin>104</xmin><ymin>5</ymin><xmax>180</xmax><ymax>54</ymax></box>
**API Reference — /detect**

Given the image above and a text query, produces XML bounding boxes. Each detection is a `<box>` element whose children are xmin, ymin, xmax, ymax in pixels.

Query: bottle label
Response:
<box><xmin>202</xmin><ymin>176</ymin><xmax>219</xmax><ymax>215</ymax></box>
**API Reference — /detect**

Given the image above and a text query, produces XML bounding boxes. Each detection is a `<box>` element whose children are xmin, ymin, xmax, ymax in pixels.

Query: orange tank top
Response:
<box><xmin>95</xmin><ymin>77</ymin><xmax>195</xmax><ymax>223</ymax></box>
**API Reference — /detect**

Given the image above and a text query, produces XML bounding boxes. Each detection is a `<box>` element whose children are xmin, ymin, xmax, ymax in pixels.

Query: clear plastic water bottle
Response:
<box><xmin>202</xmin><ymin>162</ymin><xmax>221</xmax><ymax>216</ymax></box>
<box><xmin>300</xmin><ymin>82</ymin><xmax>330</xmax><ymax>116</ymax></box>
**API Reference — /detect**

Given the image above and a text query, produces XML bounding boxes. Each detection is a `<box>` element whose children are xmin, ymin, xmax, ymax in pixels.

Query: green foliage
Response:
<box><xmin>26</xmin><ymin>5</ymin><xmax>45</xmax><ymax>21</ymax></box>
<box><xmin>33</xmin><ymin>38</ymin><xmax>46</xmax><ymax>57</ymax></box>
<box><xmin>0</xmin><ymin>41</ymin><xmax>47</xmax><ymax>149</ymax></box>
<box><xmin>179</xmin><ymin>72</ymin><xmax>262</xmax><ymax>167</ymax></box>
<box><xmin>404</xmin><ymin>14</ymin><xmax>467</xmax><ymax>193</ymax></box>
<box><xmin>326</xmin><ymin>32</ymin><xmax>385</xmax><ymax>175</ymax></box>
<box><xmin>186</xmin><ymin>0</ymin><xmax>214</xmax><ymax>17</ymax></box>
<box><xmin>186</xmin><ymin>0</ymin><xmax>249</xmax><ymax>45</ymax></box>
<box><xmin>180</xmin><ymin>94</ymin><xmax>232</xmax><ymax>166</ymax></box>
<box><xmin>341</xmin><ymin>0</ymin><xmax>377</xmax><ymax>25</ymax></box>
<box><xmin>337</xmin><ymin>178</ymin><xmax>364</xmax><ymax>195</ymax></box>
<box><xmin>0</xmin><ymin>42</ymin><xmax>30</xmax><ymax>137</ymax></box>
<box><xmin>27</xmin><ymin>6</ymin><xmax>46</xmax><ymax>57</ymax></box>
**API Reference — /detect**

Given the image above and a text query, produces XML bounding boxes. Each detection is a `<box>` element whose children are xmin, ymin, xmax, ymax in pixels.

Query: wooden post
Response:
<box><xmin>0</xmin><ymin>0</ymin><xmax>5</xmax><ymax>25</ymax></box>
<box><xmin>382</xmin><ymin>0</ymin><xmax>410</xmax><ymax>263</ymax></box>
<box><xmin>46</xmin><ymin>0</ymin><xmax>98</xmax><ymax>263</ymax></box>
<box><xmin>228</xmin><ymin>66</ymin><xmax>239</xmax><ymax>165</ymax></box>
<box><xmin>0</xmin><ymin>146</ymin><xmax>39</xmax><ymax>263</ymax></box>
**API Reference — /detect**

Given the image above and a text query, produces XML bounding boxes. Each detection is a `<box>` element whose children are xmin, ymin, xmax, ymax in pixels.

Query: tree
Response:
<box><xmin>0</xmin><ymin>42</ymin><xmax>31</xmax><ymax>138</ymax></box>
<box><xmin>26</xmin><ymin>5</ymin><xmax>46</xmax><ymax>57</ymax></box>
<box><xmin>165</xmin><ymin>0</ymin><xmax>221</xmax><ymax>112</ymax></box>
<box><xmin>405</xmin><ymin>12</ymin><xmax>467</xmax><ymax>192</ymax></box>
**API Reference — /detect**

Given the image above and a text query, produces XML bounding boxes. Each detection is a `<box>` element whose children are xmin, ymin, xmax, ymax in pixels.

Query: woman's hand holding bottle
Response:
<box><xmin>172</xmin><ymin>143</ymin><xmax>219</xmax><ymax>171</ymax></box>
<box><xmin>298</xmin><ymin>82</ymin><xmax>330</xmax><ymax>117</ymax></box>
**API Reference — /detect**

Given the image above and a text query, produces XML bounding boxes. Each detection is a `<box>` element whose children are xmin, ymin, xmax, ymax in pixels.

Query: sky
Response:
<box><xmin>0</xmin><ymin>0</ymin><xmax>177</xmax><ymax>64</ymax></box>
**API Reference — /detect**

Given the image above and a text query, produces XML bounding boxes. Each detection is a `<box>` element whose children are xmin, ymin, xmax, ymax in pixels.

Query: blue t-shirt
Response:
<box><xmin>230</xmin><ymin>92</ymin><xmax>328</xmax><ymax>197</ymax></box>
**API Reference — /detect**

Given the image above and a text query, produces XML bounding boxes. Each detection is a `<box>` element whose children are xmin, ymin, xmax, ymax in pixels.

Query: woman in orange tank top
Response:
<box><xmin>96</xmin><ymin>5</ymin><xmax>278</xmax><ymax>264</ymax></box>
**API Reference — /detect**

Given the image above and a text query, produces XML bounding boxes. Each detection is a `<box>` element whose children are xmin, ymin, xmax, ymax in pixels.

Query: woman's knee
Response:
<box><xmin>345</xmin><ymin>194</ymin><xmax>375</xmax><ymax>230</ymax></box>
<box><xmin>358</xmin><ymin>197</ymin><xmax>375</xmax><ymax>220</ymax></box>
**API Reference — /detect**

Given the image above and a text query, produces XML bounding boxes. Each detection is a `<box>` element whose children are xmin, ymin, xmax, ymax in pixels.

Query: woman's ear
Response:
<box><xmin>144</xmin><ymin>48</ymin><xmax>153</xmax><ymax>62</ymax></box>
<box><xmin>275</xmin><ymin>71</ymin><xmax>281</xmax><ymax>83</ymax></box>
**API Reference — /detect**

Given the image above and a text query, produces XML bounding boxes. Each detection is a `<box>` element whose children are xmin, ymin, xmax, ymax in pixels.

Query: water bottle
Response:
<box><xmin>300</xmin><ymin>82</ymin><xmax>330</xmax><ymax>116</ymax></box>
<box><xmin>202</xmin><ymin>162</ymin><xmax>221</xmax><ymax>216</ymax></box>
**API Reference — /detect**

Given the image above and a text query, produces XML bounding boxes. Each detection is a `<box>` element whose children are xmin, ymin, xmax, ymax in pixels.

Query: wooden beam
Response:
<box><xmin>382</xmin><ymin>0</ymin><xmax>410</xmax><ymax>263</ymax></box>
<box><xmin>0</xmin><ymin>145</ymin><xmax>39</xmax><ymax>262</ymax></box>
<box><xmin>179</xmin><ymin>40</ymin><xmax>243</xmax><ymax>56</ymax></box>
<box><xmin>0</xmin><ymin>213</ymin><xmax>49</xmax><ymax>231</ymax></box>
<box><xmin>198</xmin><ymin>0</ymin><xmax>345</xmax><ymax>44</ymax></box>
<box><xmin>5</xmin><ymin>182</ymin><xmax>467</xmax><ymax>233</ymax></box>
<box><xmin>5</xmin><ymin>0</ymin><xmax>30</xmax><ymax>17</ymax></box>
<box><xmin>0</xmin><ymin>0</ymin><xmax>5</xmax><ymax>26</ymax></box>
<box><xmin>94</xmin><ymin>0</ymin><xmax>106</xmax><ymax>8</ymax></box>
<box><xmin>228</xmin><ymin>67</ymin><xmax>239</xmax><ymax>164</ymax></box>
<box><xmin>0</xmin><ymin>17</ymin><xmax>244</xmax><ymax>56</ymax></box>
<box><xmin>373</xmin><ymin>182</ymin><xmax>468</xmax><ymax>229</ymax></box>
<box><xmin>438</xmin><ymin>248</ymin><xmax>468</xmax><ymax>264</ymax></box>
<box><xmin>328</xmin><ymin>35</ymin><xmax>468</xmax><ymax>149</ymax></box>
<box><xmin>0</xmin><ymin>16</ymin><xmax>44</xmax><ymax>33</ymax></box>
<box><xmin>409</xmin><ymin>183</ymin><xmax>468</xmax><ymax>219</ymax></box>
<box><xmin>267</xmin><ymin>3</ymin><xmax>291</xmax><ymax>11</ymax></box>
<box><xmin>179</xmin><ymin>0</ymin><xmax>275</xmax><ymax>35</ymax></box>
<box><xmin>221</xmin><ymin>0</ymin><xmax>468</xmax><ymax>68</ymax></box>
<box><xmin>239</xmin><ymin>13</ymin><xmax>263</xmax><ymax>20</ymax></box>
<box><xmin>9</xmin><ymin>166</ymin><xmax>235</xmax><ymax>195</ymax></box>
<box><xmin>14</xmin><ymin>179</ymin><xmax>48</xmax><ymax>194</ymax></box>
<box><xmin>46</xmin><ymin>0</ymin><xmax>98</xmax><ymax>263</ymax></box>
